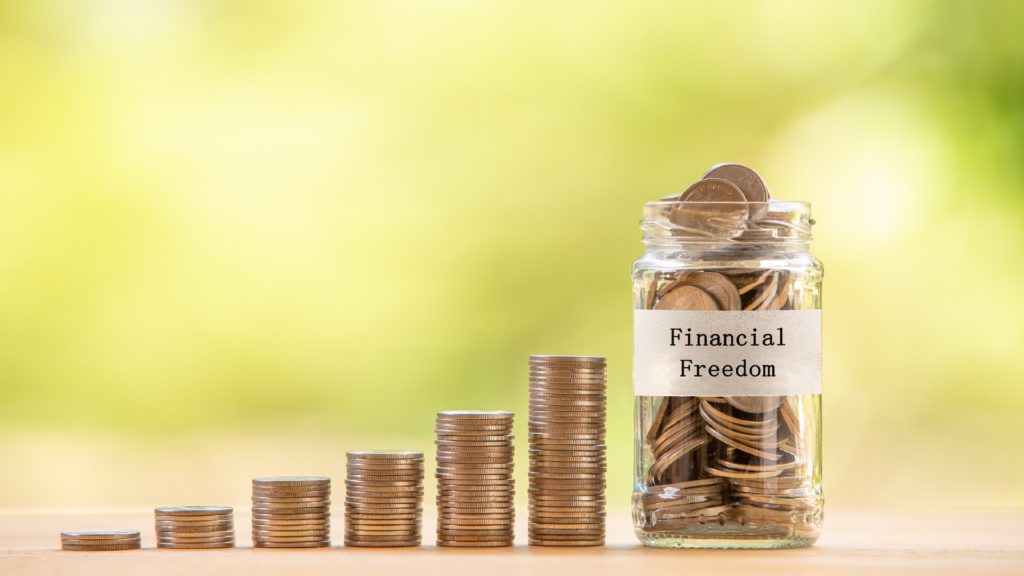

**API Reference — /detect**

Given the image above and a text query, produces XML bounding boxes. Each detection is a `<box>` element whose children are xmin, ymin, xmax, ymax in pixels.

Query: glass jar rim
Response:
<box><xmin>640</xmin><ymin>199</ymin><xmax>813</xmax><ymax>244</ymax></box>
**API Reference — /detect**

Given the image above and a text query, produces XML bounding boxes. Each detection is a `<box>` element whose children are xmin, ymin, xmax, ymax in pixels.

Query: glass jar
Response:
<box><xmin>631</xmin><ymin>199</ymin><xmax>823</xmax><ymax>549</ymax></box>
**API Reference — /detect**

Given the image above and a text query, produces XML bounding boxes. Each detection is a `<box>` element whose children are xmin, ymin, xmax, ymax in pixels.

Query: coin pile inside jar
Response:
<box><xmin>528</xmin><ymin>355</ymin><xmax>607</xmax><ymax>546</ymax></box>
<box><xmin>60</xmin><ymin>530</ymin><xmax>141</xmax><ymax>551</ymax></box>
<box><xmin>345</xmin><ymin>451</ymin><xmax>424</xmax><ymax>547</ymax></box>
<box><xmin>154</xmin><ymin>506</ymin><xmax>234</xmax><ymax>549</ymax></box>
<box><xmin>640</xmin><ymin>164</ymin><xmax>816</xmax><ymax>536</ymax></box>
<box><xmin>251</xmin><ymin>476</ymin><xmax>331</xmax><ymax>548</ymax></box>
<box><xmin>435</xmin><ymin>410</ymin><xmax>515</xmax><ymax>547</ymax></box>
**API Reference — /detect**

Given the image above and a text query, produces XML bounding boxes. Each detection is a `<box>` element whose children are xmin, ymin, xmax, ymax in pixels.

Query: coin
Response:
<box><xmin>437</xmin><ymin>410</ymin><xmax>513</xmax><ymax>419</ymax></box>
<box><xmin>655</xmin><ymin>285</ymin><xmax>719</xmax><ymax>311</ymax></box>
<box><xmin>251</xmin><ymin>511</ymin><xmax>330</xmax><ymax>519</ymax></box>
<box><xmin>346</xmin><ymin>514</ymin><xmax>420</xmax><ymax>522</ymax></box>
<box><xmin>250</xmin><ymin>494</ymin><xmax>331</xmax><ymax>501</ymax></box>
<box><xmin>61</xmin><ymin>530</ymin><xmax>140</xmax><ymax>540</ymax></box>
<box><xmin>347</xmin><ymin>450</ymin><xmax>423</xmax><ymax>459</ymax></box>
<box><xmin>253</xmin><ymin>476</ymin><xmax>329</xmax><ymax>485</ymax></box>
<box><xmin>155</xmin><ymin>506</ymin><xmax>232</xmax><ymax>516</ymax></box>
<box><xmin>344</xmin><ymin>539</ymin><xmax>420</xmax><ymax>547</ymax></box>
<box><xmin>702</xmin><ymin>163</ymin><xmax>770</xmax><ymax>208</ymax></box>
<box><xmin>156</xmin><ymin>522</ymin><xmax>232</xmax><ymax>532</ymax></box>
<box><xmin>436</xmin><ymin>462</ymin><xmax>514</xmax><ymax>470</ymax></box>
<box><xmin>254</xmin><ymin>540</ymin><xmax>330</xmax><ymax>548</ymax></box>
<box><xmin>528</xmin><ymin>539</ymin><xmax>604</xmax><ymax>547</ymax></box>
<box><xmin>251</xmin><ymin>529</ymin><xmax>330</xmax><ymax>538</ymax></box>
<box><xmin>726</xmin><ymin>396</ymin><xmax>785</xmax><ymax>413</ymax></box>
<box><xmin>159</xmin><ymin>541</ymin><xmax>235</xmax><ymax>549</ymax></box>
<box><xmin>437</xmin><ymin>540</ymin><xmax>512</xmax><ymax>547</ymax></box>
<box><xmin>61</xmin><ymin>542</ymin><xmax>142</xmax><ymax>551</ymax></box>
<box><xmin>668</xmin><ymin>177</ymin><xmax>749</xmax><ymax>238</ymax></box>
<box><xmin>158</xmin><ymin>534</ymin><xmax>235</xmax><ymax>543</ymax></box>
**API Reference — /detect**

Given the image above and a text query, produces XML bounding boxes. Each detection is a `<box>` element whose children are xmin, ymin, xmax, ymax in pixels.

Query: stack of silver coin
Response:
<box><xmin>251</xmin><ymin>476</ymin><xmax>331</xmax><ymax>548</ymax></box>
<box><xmin>528</xmin><ymin>355</ymin><xmax>607</xmax><ymax>546</ymax></box>
<box><xmin>155</xmin><ymin>506</ymin><xmax>234</xmax><ymax>549</ymax></box>
<box><xmin>60</xmin><ymin>530</ymin><xmax>141</xmax><ymax>551</ymax></box>
<box><xmin>435</xmin><ymin>410</ymin><xmax>515</xmax><ymax>547</ymax></box>
<box><xmin>345</xmin><ymin>451</ymin><xmax>424</xmax><ymax>547</ymax></box>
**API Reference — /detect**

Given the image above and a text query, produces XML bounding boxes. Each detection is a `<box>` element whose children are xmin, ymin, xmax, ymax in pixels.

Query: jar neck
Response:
<box><xmin>640</xmin><ymin>240</ymin><xmax>811</xmax><ymax>262</ymax></box>
<box><xmin>639</xmin><ymin>200</ymin><xmax>814</xmax><ymax>259</ymax></box>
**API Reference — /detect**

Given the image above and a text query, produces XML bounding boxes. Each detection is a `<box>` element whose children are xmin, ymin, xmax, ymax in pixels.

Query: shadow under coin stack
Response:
<box><xmin>345</xmin><ymin>451</ymin><xmax>424</xmax><ymax>547</ymax></box>
<box><xmin>435</xmin><ymin>411</ymin><xmax>515</xmax><ymax>547</ymax></box>
<box><xmin>60</xmin><ymin>530</ymin><xmax>141</xmax><ymax>551</ymax></box>
<box><xmin>528</xmin><ymin>355</ymin><xmax>607</xmax><ymax>546</ymax></box>
<box><xmin>155</xmin><ymin>506</ymin><xmax>235</xmax><ymax>549</ymax></box>
<box><xmin>251</xmin><ymin>476</ymin><xmax>331</xmax><ymax>548</ymax></box>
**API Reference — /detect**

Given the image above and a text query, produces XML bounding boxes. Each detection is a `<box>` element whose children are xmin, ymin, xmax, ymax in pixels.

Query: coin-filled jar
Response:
<box><xmin>632</xmin><ymin>164</ymin><xmax>823</xmax><ymax>549</ymax></box>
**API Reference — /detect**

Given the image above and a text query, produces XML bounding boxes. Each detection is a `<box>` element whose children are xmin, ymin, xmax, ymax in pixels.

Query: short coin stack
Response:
<box><xmin>60</xmin><ymin>530</ymin><xmax>141</xmax><ymax>551</ymax></box>
<box><xmin>528</xmin><ymin>355</ymin><xmax>607</xmax><ymax>546</ymax></box>
<box><xmin>155</xmin><ymin>506</ymin><xmax>235</xmax><ymax>549</ymax></box>
<box><xmin>435</xmin><ymin>410</ymin><xmax>515</xmax><ymax>547</ymax></box>
<box><xmin>251</xmin><ymin>476</ymin><xmax>331</xmax><ymax>548</ymax></box>
<box><xmin>345</xmin><ymin>451</ymin><xmax>424</xmax><ymax>547</ymax></box>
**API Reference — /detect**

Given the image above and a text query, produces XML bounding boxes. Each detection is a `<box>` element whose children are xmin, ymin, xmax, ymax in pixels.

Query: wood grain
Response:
<box><xmin>1</xmin><ymin>509</ymin><xmax>1021</xmax><ymax>575</ymax></box>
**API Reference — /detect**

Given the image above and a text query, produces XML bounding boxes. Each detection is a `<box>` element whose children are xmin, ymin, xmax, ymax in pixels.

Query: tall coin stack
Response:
<box><xmin>251</xmin><ymin>476</ymin><xmax>331</xmax><ymax>548</ymax></box>
<box><xmin>345</xmin><ymin>451</ymin><xmax>424</xmax><ymax>547</ymax></box>
<box><xmin>528</xmin><ymin>355</ymin><xmax>607</xmax><ymax>546</ymax></box>
<box><xmin>435</xmin><ymin>410</ymin><xmax>515</xmax><ymax>547</ymax></box>
<box><xmin>155</xmin><ymin>506</ymin><xmax>234</xmax><ymax>549</ymax></box>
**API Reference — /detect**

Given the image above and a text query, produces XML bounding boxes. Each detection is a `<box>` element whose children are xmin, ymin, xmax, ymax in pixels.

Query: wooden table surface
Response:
<box><xmin>1</xmin><ymin>509</ymin><xmax>1021</xmax><ymax>575</ymax></box>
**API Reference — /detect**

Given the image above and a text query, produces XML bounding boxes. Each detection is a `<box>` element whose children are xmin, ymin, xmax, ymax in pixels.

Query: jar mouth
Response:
<box><xmin>641</xmin><ymin>200</ymin><xmax>813</xmax><ymax>244</ymax></box>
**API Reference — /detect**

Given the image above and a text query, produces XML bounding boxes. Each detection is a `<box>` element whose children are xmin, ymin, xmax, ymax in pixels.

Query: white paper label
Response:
<box><xmin>633</xmin><ymin>309</ymin><xmax>821</xmax><ymax>397</ymax></box>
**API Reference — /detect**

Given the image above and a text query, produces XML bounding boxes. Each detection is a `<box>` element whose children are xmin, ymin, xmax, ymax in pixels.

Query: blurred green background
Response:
<box><xmin>1</xmin><ymin>0</ymin><xmax>1022</xmax><ymax>510</ymax></box>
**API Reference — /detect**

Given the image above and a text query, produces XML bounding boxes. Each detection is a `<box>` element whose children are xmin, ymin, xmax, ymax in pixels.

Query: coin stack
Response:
<box><xmin>60</xmin><ymin>530</ymin><xmax>141</xmax><ymax>551</ymax></box>
<box><xmin>251</xmin><ymin>476</ymin><xmax>331</xmax><ymax>548</ymax></box>
<box><xmin>435</xmin><ymin>411</ymin><xmax>515</xmax><ymax>547</ymax></box>
<box><xmin>528</xmin><ymin>355</ymin><xmax>607</xmax><ymax>546</ymax></box>
<box><xmin>155</xmin><ymin>506</ymin><xmax>234</xmax><ymax>549</ymax></box>
<box><xmin>345</xmin><ymin>451</ymin><xmax>424</xmax><ymax>547</ymax></box>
